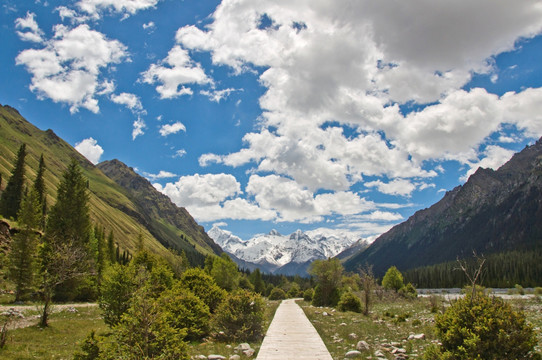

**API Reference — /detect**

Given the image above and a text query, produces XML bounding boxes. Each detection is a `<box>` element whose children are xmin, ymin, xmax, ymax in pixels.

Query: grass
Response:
<box><xmin>0</xmin><ymin>299</ymin><xmax>281</xmax><ymax>360</ymax></box>
<box><xmin>300</xmin><ymin>292</ymin><xmax>542</xmax><ymax>360</ymax></box>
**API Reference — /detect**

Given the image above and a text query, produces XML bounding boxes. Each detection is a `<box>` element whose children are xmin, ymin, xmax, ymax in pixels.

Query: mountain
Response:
<box><xmin>209</xmin><ymin>226</ymin><xmax>361</xmax><ymax>275</ymax></box>
<box><xmin>0</xmin><ymin>104</ymin><xmax>221</xmax><ymax>265</ymax></box>
<box><xmin>345</xmin><ymin>138</ymin><xmax>542</xmax><ymax>276</ymax></box>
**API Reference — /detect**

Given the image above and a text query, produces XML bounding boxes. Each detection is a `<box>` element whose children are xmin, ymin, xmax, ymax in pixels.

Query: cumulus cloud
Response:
<box><xmin>178</xmin><ymin>0</ymin><xmax>542</xmax><ymax>203</ymax></box>
<box><xmin>75</xmin><ymin>137</ymin><xmax>104</xmax><ymax>164</ymax></box>
<box><xmin>200</xmin><ymin>88</ymin><xmax>238</xmax><ymax>102</ymax></box>
<box><xmin>74</xmin><ymin>0</ymin><xmax>160</xmax><ymax>19</ymax></box>
<box><xmin>144</xmin><ymin>170</ymin><xmax>178</xmax><ymax>181</ymax></box>
<box><xmin>159</xmin><ymin>121</ymin><xmax>186</xmax><ymax>136</ymax></box>
<box><xmin>111</xmin><ymin>92</ymin><xmax>144</xmax><ymax>113</ymax></box>
<box><xmin>15</xmin><ymin>12</ymin><xmax>44</xmax><ymax>43</ymax></box>
<box><xmin>16</xmin><ymin>24</ymin><xmax>128</xmax><ymax>113</ymax></box>
<box><xmin>132</xmin><ymin>117</ymin><xmax>146</xmax><ymax>140</ymax></box>
<box><xmin>141</xmin><ymin>45</ymin><xmax>210</xmax><ymax>99</ymax></box>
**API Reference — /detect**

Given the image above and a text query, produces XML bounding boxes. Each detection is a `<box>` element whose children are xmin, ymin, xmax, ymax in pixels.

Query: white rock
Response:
<box><xmin>207</xmin><ymin>355</ymin><xmax>226</xmax><ymax>360</ymax></box>
<box><xmin>348</xmin><ymin>333</ymin><xmax>358</xmax><ymax>339</ymax></box>
<box><xmin>408</xmin><ymin>333</ymin><xmax>425</xmax><ymax>340</ymax></box>
<box><xmin>345</xmin><ymin>350</ymin><xmax>362</xmax><ymax>358</ymax></box>
<box><xmin>229</xmin><ymin>356</ymin><xmax>241</xmax><ymax>360</ymax></box>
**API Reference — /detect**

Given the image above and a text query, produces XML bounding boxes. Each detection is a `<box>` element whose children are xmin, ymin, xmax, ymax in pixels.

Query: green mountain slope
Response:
<box><xmin>344</xmin><ymin>138</ymin><xmax>542</xmax><ymax>277</ymax></box>
<box><xmin>0</xmin><ymin>104</ymin><xmax>221</xmax><ymax>264</ymax></box>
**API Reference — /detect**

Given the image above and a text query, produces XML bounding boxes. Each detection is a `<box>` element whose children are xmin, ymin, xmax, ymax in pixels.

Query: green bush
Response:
<box><xmin>399</xmin><ymin>282</ymin><xmax>418</xmax><ymax>299</ymax></box>
<box><xmin>303</xmin><ymin>288</ymin><xmax>314</xmax><ymax>302</ymax></box>
<box><xmin>157</xmin><ymin>284</ymin><xmax>210</xmax><ymax>341</ymax></box>
<box><xmin>535</xmin><ymin>287</ymin><xmax>542</xmax><ymax>296</ymax></box>
<box><xmin>337</xmin><ymin>291</ymin><xmax>362</xmax><ymax>313</ymax></box>
<box><xmin>212</xmin><ymin>289</ymin><xmax>265</xmax><ymax>342</ymax></box>
<box><xmin>180</xmin><ymin>268</ymin><xmax>226</xmax><ymax>313</ymax></box>
<box><xmin>99</xmin><ymin>264</ymin><xmax>135</xmax><ymax>327</ymax></box>
<box><xmin>430</xmin><ymin>294</ymin><xmax>538</xmax><ymax>360</ymax></box>
<box><xmin>312</xmin><ymin>284</ymin><xmax>341</xmax><ymax>307</ymax></box>
<box><xmin>268</xmin><ymin>287</ymin><xmax>287</xmax><ymax>300</ymax></box>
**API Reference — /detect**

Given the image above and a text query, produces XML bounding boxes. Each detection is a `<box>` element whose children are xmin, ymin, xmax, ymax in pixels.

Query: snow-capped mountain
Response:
<box><xmin>208</xmin><ymin>226</ymin><xmax>364</xmax><ymax>275</ymax></box>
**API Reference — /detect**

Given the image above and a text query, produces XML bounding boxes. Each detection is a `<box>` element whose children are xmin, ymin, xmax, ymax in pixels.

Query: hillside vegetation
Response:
<box><xmin>0</xmin><ymin>104</ymin><xmax>220</xmax><ymax>264</ymax></box>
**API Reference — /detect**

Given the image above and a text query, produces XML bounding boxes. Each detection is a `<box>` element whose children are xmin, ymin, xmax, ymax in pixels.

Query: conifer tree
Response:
<box><xmin>8</xmin><ymin>188</ymin><xmax>41</xmax><ymax>301</ymax></box>
<box><xmin>107</xmin><ymin>230</ymin><xmax>115</xmax><ymax>264</ymax></box>
<box><xmin>32</xmin><ymin>154</ymin><xmax>46</xmax><ymax>229</ymax></box>
<box><xmin>0</xmin><ymin>144</ymin><xmax>27</xmax><ymax>219</ymax></box>
<box><xmin>46</xmin><ymin>159</ymin><xmax>91</xmax><ymax>246</ymax></box>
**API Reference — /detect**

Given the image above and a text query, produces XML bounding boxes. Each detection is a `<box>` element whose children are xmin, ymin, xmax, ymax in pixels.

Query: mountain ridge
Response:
<box><xmin>0</xmin><ymin>104</ymin><xmax>220</xmax><ymax>265</ymax></box>
<box><xmin>209</xmin><ymin>225</ymin><xmax>364</xmax><ymax>275</ymax></box>
<box><xmin>345</xmin><ymin>138</ymin><xmax>542</xmax><ymax>276</ymax></box>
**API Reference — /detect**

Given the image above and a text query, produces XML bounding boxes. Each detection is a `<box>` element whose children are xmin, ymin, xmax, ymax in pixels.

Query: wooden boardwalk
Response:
<box><xmin>256</xmin><ymin>299</ymin><xmax>333</xmax><ymax>360</ymax></box>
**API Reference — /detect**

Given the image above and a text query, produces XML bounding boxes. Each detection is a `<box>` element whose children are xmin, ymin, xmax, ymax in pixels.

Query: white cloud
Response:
<box><xmin>200</xmin><ymin>88</ymin><xmax>238</xmax><ymax>102</ymax></box>
<box><xmin>159</xmin><ymin>121</ymin><xmax>186</xmax><ymax>136</ymax></box>
<box><xmin>174</xmin><ymin>0</ymin><xmax>542</xmax><ymax>198</ymax></box>
<box><xmin>75</xmin><ymin>0</ymin><xmax>160</xmax><ymax>19</ymax></box>
<box><xmin>141</xmin><ymin>45</ymin><xmax>210</xmax><ymax>99</ymax></box>
<box><xmin>365</xmin><ymin>179</ymin><xmax>417</xmax><ymax>197</ymax></box>
<box><xmin>16</xmin><ymin>24</ymin><xmax>128</xmax><ymax>113</ymax></box>
<box><xmin>143</xmin><ymin>21</ymin><xmax>155</xmax><ymax>30</ymax></box>
<box><xmin>75</xmin><ymin>137</ymin><xmax>104</xmax><ymax>164</ymax></box>
<box><xmin>144</xmin><ymin>170</ymin><xmax>178</xmax><ymax>181</ymax></box>
<box><xmin>15</xmin><ymin>12</ymin><xmax>44</xmax><ymax>43</ymax></box>
<box><xmin>174</xmin><ymin>149</ymin><xmax>187</xmax><ymax>158</ymax></box>
<box><xmin>111</xmin><ymin>92</ymin><xmax>144</xmax><ymax>113</ymax></box>
<box><xmin>132</xmin><ymin>117</ymin><xmax>146</xmax><ymax>140</ymax></box>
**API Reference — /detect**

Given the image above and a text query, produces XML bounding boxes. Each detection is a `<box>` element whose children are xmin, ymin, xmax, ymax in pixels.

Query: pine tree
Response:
<box><xmin>46</xmin><ymin>159</ymin><xmax>90</xmax><ymax>246</ymax></box>
<box><xmin>8</xmin><ymin>188</ymin><xmax>41</xmax><ymax>301</ymax></box>
<box><xmin>107</xmin><ymin>230</ymin><xmax>115</xmax><ymax>264</ymax></box>
<box><xmin>32</xmin><ymin>154</ymin><xmax>46</xmax><ymax>229</ymax></box>
<box><xmin>0</xmin><ymin>144</ymin><xmax>27</xmax><ymax>219</ymax></box>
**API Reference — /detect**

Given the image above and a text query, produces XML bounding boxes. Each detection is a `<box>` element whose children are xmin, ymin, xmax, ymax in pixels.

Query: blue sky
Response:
<box><xmin>2</xmin><ymin>0</ymin><xmax>542</xmax><ymax>241</ymax></box>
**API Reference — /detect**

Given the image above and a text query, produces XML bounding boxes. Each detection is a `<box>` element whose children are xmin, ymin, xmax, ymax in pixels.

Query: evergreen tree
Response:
<box><xmin>107</xmin><ymin>230</ymin><xmax>115</xmax><ymax>264</ymax></box>
<box><xmin>309</xmin><ymin>258</ymin><xmax>343</xmax><ymax>307</ymax></box>
<box><xmin>249</xmin><ymin>268</ymin><xmax>265</xmax><ymax>294</ymax></box>
<box><xmin>0</xmin><ymin>143</ymin><xmax>27</xmax><ymax>219</ymax></box>
<box><xmin>32</xmin><ymin>154</ymin><xmax>46</xmax><ymax>229</ymax></box>
<box><xmin>8</xmin><ymin>188</ymin><xmax>41</xmax><ymax>301</ymax></box>
<box><xmin>46</xmin><ymin>159</ymin><xmax>90</xmax><ymax>246</ymax></box>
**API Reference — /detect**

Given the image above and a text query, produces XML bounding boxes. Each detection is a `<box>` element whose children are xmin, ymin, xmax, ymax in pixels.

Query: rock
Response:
<box><xmin>356</xmin><ymin>340</ymin><xmax>370</xmax><ymax>351</ymax></box>
<box><xmin>340</xmin><ymin>322</ymin><xmax>347</xmax><ymax>326</ymax></box>
<box><xmin>235</xmin><ymin>343</ymin><xmax>251</xmax><ymax>351</ymax></box>
<box><xmin>408</xmin><ymin>333</ymin><xmax>425</xmax><ymax>340</ymax></box>
<box><xmin>322</xmin><ymin>311</ymin><xmax>329</xmax><ymax>316</ymax></box>
<box><xmin>345</xmin><ymin>350</ymin><xmax>362</xmax><ymax>358</ymax></box>
<box><xmin>194</xmin><ymin>356</ymin><xmax>207</xmax><ymax>360</ymax></box>
<box><xmin>207</xmin><ymin>356</ymin><xmax>226</xmax><ymax>360</ymax></box>
<box><xmin>229</xmin><ymin>356</ymin><xmax>241</xmax><ymax>360</ymax></box>
<box><xmin>348</xmin><ymin>333</ymin><xmax>358</xmax><ymax>339</ymax></box>
<box><xmin>374</xmin><ymin>350</ymin><xmax>386</xmax><ymax>357</ymax></box>
<box><xmin>243</xmin><ymin>349</ymin><xmax>255</xmax><ymax>357</ymax></box>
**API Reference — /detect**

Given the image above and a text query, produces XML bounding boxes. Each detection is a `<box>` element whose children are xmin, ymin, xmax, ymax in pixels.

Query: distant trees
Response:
<box><xmin>32</xmin><ymin>154</ymin><xmax>47</xmax><ymax>229</ymax></box>
<box><xmin>0</xmin><ymin>144</ymin><xmax>27</xmax><ymax>219</ymax></box>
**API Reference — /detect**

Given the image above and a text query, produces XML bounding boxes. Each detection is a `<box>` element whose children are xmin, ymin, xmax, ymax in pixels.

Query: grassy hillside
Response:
<box><xmin>0</xmin><ymin>104</ymin><xmax>220</xmax><ymax>264</ymax></box>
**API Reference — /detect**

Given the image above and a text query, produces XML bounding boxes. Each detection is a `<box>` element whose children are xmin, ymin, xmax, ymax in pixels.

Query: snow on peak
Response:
<box><xmin>208</xmin><ymin>226</ymin><xmax>360</xmax><ymax>268</ymax></box>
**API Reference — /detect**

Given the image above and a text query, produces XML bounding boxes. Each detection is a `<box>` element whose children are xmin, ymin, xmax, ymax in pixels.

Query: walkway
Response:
<box><xmin>256</xmin><ymin>299</ymin><xmax>333</xmax><ymax>360</ymax></box>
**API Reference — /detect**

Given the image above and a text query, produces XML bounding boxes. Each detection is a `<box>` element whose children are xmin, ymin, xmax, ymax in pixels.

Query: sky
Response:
<box><xmin>1</xmin><ymin>0</ymin><xmax>542</xmax><ymax>242</ymax></box>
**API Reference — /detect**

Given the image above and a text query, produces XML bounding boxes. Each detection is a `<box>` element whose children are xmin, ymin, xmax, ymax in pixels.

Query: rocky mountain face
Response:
<box><xmin>345</xmin><ymin>138</ymin><xmax>542</xmax><ymax>276</ymax></box>
<box><xmin>209</xmin><ymin>226</ymin><xmax>362</xmax><ymax>275</ymax></box>
<box><xmin>0</xmin><ymin>104</ymin><xmax>220</xmax><ymax>266</ymax></box>
<box><xmin>97</xmin><ymin>160</ymin><xmax>222</xmax><ymax>259</ymax></box>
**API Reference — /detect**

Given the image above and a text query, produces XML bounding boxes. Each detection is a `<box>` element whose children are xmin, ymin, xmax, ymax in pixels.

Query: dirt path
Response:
<box><xmin>0</xmin><ymin>303</ymin><xmax>98</xmax><ymax>330</ymax></box>
<box><xmin>256</xmin><ymin>299</ymin><xmax>333</xmax><ymax>360</ymax></box>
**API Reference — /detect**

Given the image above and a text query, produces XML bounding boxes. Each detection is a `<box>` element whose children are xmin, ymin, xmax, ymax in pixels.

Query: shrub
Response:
<box><xmin>99</xmin><ymin>264</ymin><xmax>135</xmax><ymax>327</ymax></box>
<box><xmin>535</xmin><ymin>287</ymin><xmax>542</xmax><ymax>296</ymax></box>
<box><xmin>157</xmin><ymin>284</ymin><xmax>210</xmax><ymax>341</ymax></box>
<box><xmin>287</xmin><ymin>283</ymin><xmax>301</xmax><ymax>298</ymax></box>
<box><xmin>312</xmin><ymin>284</ymin><xmax>341</xmax><ymax>307</ymax></box>
<box><xmin>399</xmin><ymin>282</ymin><xmax>417</xmax><ymax>299</ymax></box>
<box><xmin>430</xmin><ymin>294</ymin><xmax>538</xmax><ymax>360</ymax></box>
<box><xmin>303</xmin><ymin>288</ymin><xmax>314</xmax><ymax>302</ymax></box>
<box><xmin>212</xmin><ymin>289</ymin><xmax>265</xmax><ymax>342</ymax></box>
<box><xmin>382</xmin><ymin>266</ymin><xmax>403</xmax><ymax>292</ymax></box>
<box><xmin>73</xmin><ymin>330</ymin><xmax>101</xmax><ymax>360</ymax></box>
<box><xmin>337</xmin><ymin>291</ymin><xmax>362</xmax><ymax>313</ymax></box>
<box><xmin>180</xmin><ymin>268</ymin><xmax>226</xmax><ymax>313</ymax></box>
<box><xmin>268</xmin><ymin>287</ymin><xmax>287</xmax><ymax>300</ymax></box>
